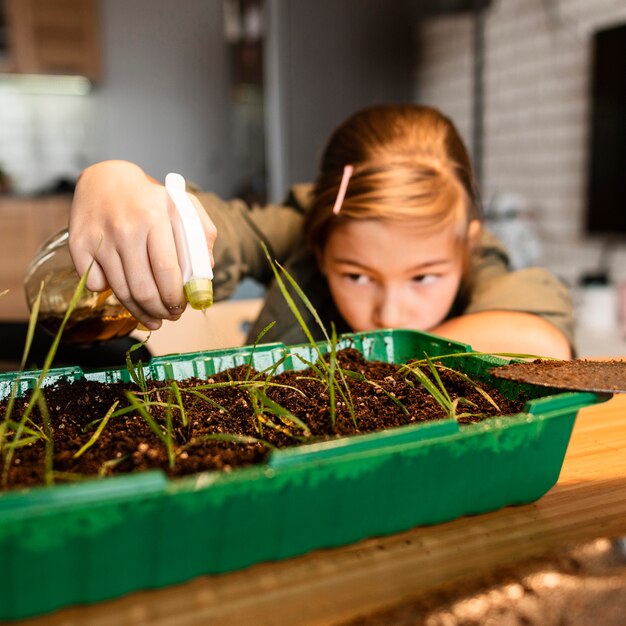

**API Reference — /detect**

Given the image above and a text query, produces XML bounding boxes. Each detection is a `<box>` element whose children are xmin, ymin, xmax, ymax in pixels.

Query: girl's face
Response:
<box><xmin>318</xmin><ymin>218</ymin><xmax>477</xmax><ymax>333</ymax></box>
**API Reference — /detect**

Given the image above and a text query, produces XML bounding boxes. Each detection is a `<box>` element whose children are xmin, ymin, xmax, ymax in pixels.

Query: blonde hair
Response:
<box><xmin>305</xmin><ymin>105</ymin><xmax>481</xmax><ymax>252</ymax></box>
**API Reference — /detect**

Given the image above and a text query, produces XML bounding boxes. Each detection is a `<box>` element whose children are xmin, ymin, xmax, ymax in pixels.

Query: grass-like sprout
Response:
<box><xmin>261</xmin><ymin>242</ymin><xmax>355</xmax><ymax>429</ymax></box>
<box><xmin>170</xmin><ymin>380</ymin><xmax>187</xmax><ymax>426</ymax></box>
<box><xmin>399</xmin><ymin>353</ymin><xmax>503</xmax><ymax>421</ymax></box>
<box><xmin>0</xmin><ymin>282</ymin><xmax>44</xmax><ymax>456</ymax></box>
<box><xmin>1</xmin><ymin>262</ymin><xmax>94</xmax><ymax>487</ymax></box>
<box><xmin>1</xmin><ymin>423</ymin><xmax>43</xmax><ymax>450</ymax></box>
<box><xmin>244</xmin><ymin>320</ymin><xmax>276</xmax><ymax>381</ymax></box>
<box><xmin>406</xmin><ymin>350</ymin><xmax>560</xmax><ymax>364</ymax></box>
<box><xmin>400</xmin><ymin>356</ymin><xmax>456</xmax><ymax>419</ymax></box>
<box><xmin>430</xmin><ymin>363</ymin><xmax>501</xmax><ymax>413</ymax></box>
<box><xmin>116</xmin><ymin>318</ymin><xmax>311</xmax><ymax>468</ymax></box>
<box><xmin>248</xmin><ymin>386</ymin><xmax>311</xmax><ymax>440</ymax></box>
<box><xmin>35</xmin><ymin>393</ymin><xmax>54</xmax><ymax>486</ymax></box>
<box><xmin>124</xmin><ymin>390</ymin><xmax>176</xmax><ymax>469</ymax></box>
<box><xmin>73</xmin><ymin>401</ymin><xmax>120</xmax><ymax>459</ymax></box>
<box><xmin>99</xmin><ymin>454</ymin><xmax>130</xmax><ymax>478</ymax></box>
<box><xmin>122</xmin><ymin>378</ymin><xmax>310</xmax><ymax>466</ymax></box>
<box><xmin>179</xmin><ymin>387</ymin><xmax>230</xmax><ymax>413</ymax></box>
<box><xmin>125</xmin><ymin>335</ymin><xmax>150</xmax><ymax>394</ymax></box>
<box><xmin>341</xmin><ymin>370</ymin><xmax>410</xmax><ymax>415</ymax></box>
<box><xmin>398</xmin><ymin>348</ymin><xmax>563</xmax><ymax>421</ymax></box>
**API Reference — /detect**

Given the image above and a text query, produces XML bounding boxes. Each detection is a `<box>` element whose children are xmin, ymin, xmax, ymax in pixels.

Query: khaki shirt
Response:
<box><xmin>197</xmin><ymin>184</ymin><xmax>574</xmax><ymax>348</ymax></box>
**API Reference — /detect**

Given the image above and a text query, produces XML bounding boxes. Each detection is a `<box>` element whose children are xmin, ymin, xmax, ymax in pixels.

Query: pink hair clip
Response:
<box><xmin>332</xmin><ymin>164</ymin><xmax>354</xmax><ymax>215</ymax></box>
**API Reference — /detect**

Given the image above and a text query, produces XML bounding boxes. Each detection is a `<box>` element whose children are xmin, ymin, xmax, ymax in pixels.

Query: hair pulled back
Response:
<box><xmin>304</xmin><ymin>105</ymin><xmax>481</xmax><ymax>251</ymax></box>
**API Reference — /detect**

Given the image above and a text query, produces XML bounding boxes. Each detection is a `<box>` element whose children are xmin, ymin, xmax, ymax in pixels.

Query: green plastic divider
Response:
<box><xmin>524</xmin><ymin>391</ymin><xmax>611</xmax><ymax>415</ymax></box>
<box><xmin>269</xmin><ymin>418</ymin><xmax>460</xmax><ymax>469</ymax></box>
<box><xmin>0</xmin><ymin>471</ymin><xmax>167</xmax><ymax>518</ymax></box>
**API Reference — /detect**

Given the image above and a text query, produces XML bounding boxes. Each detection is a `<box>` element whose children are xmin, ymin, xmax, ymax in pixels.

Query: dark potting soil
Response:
<box><xmin>1</xmin><ymin>348</ymin><xmax>524</xmax><ymax>492</ymax></box>
<box><xmin>491</xmin><ymin>359</ymin><xmax>626</xmax><ymax>393</ymax></box>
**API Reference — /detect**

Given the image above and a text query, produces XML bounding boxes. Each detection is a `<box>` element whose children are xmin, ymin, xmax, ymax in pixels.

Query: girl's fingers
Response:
<box><xmin>69</xmin><ymin>244</ymin><xmax>110</xmax><ymax>293</ymax></box>
<box><xmin>116</xmin><ymin>237</ymin><xmax>171</xmax><ymax>324</ymax></box>
<box><xmin>96</xmin><ymin>247</ymin><xmax>159</xmax><ymax>329</ymax></box>
<box><xmin>73</xmin><ymin>238</ymin><xmax>164</xmax><ymax>328</ymax></box>
<box><xmin>83</xmin><ymin>259</ymin><xmax>110</xmax><ymax>293</ymax></box>
<box><xmin>147</xmin><ymin>217</ymin><xmax>186</xmax><ymax>316</ymax></box>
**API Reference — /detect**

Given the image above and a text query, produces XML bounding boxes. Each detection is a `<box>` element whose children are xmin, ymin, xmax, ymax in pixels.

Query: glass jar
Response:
<box><xmin>24</xmin><ymin>228</ymin><xmax>138</xmax><ymax>345</ymax></box>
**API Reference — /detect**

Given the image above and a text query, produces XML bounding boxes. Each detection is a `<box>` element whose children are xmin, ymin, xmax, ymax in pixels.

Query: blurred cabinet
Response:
<box><xmin>0</xmin><ymin>0</ymin><xmax>101</xmax><ymax>78</ymax></box>
<box><xmin>0</xmin><ymin>195</ymin><xmax>72</xmax><ymax>321</ymax></box>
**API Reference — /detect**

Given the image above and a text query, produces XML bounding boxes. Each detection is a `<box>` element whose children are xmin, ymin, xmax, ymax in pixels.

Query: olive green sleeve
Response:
<box><xmin>466</xmin><ymin>230</ymin><xmax>575</xmax><ymax>347</ymax></box>
<box><xmin>192</xmin><ymin>184</ymin><xmax>313</xmax><ymax>301</ymax></box>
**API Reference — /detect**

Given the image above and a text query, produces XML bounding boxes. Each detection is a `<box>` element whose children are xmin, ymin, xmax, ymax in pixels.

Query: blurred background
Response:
<box><xmin>0</xmin><ymin>0</ymin><xmax>625</xmax><ymax>361</ymax></box>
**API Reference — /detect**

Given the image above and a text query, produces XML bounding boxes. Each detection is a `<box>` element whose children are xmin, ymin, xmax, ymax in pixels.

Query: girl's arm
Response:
<box><xmin>196</xmin><ymin>186</ymin><xmax>307</xmax><ymax>301</ymax></box>
<box><xmin>439</xmin><ymin>230</ymin><xmax>575</xmax><ymax>359</ymax></box>
<box><xmin>69</xmin><ymin>160</ymin><xmax>306</xmax><ymax>330</ymax></box>
<box><xmin>431</xmin><ymin>311</ymin><xmax>572</xmax><ymax>359</ymax></box>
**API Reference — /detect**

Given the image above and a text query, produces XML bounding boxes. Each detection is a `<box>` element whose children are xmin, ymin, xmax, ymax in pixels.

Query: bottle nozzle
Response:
<box><xmin>184</xmin><ymin>277</ymin><xmax>213</xmax><ymax>310</ymax></box>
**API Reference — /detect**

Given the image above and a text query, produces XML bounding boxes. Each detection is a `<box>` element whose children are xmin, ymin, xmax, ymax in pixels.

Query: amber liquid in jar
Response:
<box><xmin>24</xmin><ymin>229</ymin><xmax>139</xmax><ymax>345</ymax></box>
<box><xmin>37</xmin><ymin>308</ymin><xmax>138</xmax><ymax>345</ymax></box>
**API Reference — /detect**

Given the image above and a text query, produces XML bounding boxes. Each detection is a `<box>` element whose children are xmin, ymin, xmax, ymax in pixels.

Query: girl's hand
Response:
<box><xmin>68</xmin><ymin>160</ymin><xmax>217</xmax><ymax>330</ymax></box>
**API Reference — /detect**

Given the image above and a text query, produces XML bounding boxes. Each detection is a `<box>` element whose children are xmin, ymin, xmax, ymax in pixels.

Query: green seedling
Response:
<box><xmin>99</xmin><ymin>454</ymin><xmax>130</xmax><ymax>478</ymax></box>
<box><xmin>180</xmin><ymin>378</ymin><xmax>305</xmax><ymax>397</ymax></box>
<box><xmin>400</xmin><ymin>352</ymin><xmax>504</xmax><ymax>421</ymax></box>
<box><xmin>401</xmin><ymin>355</ymin><xmax>455</xmax><ymax>419</ymax></box>
<box><xmin>180</xmin><ymin>388</ymin><xmax>230</xmax><ymax>414</ymax></box>
<box><xmin>342</xmin><ymin>370</ymin><xmax>409</xmax><ymax>415</ymax></box>
<box><xmin>116</xmin><ymin>327</ymin><xmax>309</xmax><ymax>464</ymax></box>
<box><xmin>73</xmin><ymin>401</ymin><xmax>120</xmax><ymax>459</ymax></box>
<box><xmin>408</xmin><ymin>350</ymin><xmax>559</xmax><ymax>364</ymax></box>
<box><xmin>0</xmin><ymin>282</ymin><xmax>44</xmax><ymax>454</ymax></box>
<box><xmin>125</xmin><ymin>335</ymin><xmax>150</xmax><ymax>394</ymax></box>
<box><xmin>432</xmin><ymin>364</ymin><xmax>501</xmax><ymax>412</ymax></box>
<box><xmin>242</xmin><ymin>321</ymin><xmax>290</xmax><ymax>385</ymax></box>
<box><xmin>327</xmin><ymin>323</ymin><xmax>338</xmax><ymax>426</ymax></box>
<box><xmin>247</xmin><ymin>386</ymin><xmax>311</xmax><ymax>439</ymax></box>
<box><xmin>2</xmin><ymin>262</ymin><xmax>93</xmax><ymax>487</ymax></box>
<box><xmin>124</xmin><ymin>390</ymin><xmax>176</xmax><ymax>469</ymax></box>
<box><xmin>261</xmin><ymin>242</ymin><xmax>355</xmax><ymax>428</ymax></box>
<box><xmin>170</xmin><ymin>380</ymin><xmax>187</xmax><ymax>428</ymax></box>
<box><xmin>35</xmin><ymin>393</ymin><xmax>54</xmax><ymax>485</ymax></box>
<box><xmin>244</xmin><ymin>320</ymin><xmax>276</xmax><ymax>381</ymax></box>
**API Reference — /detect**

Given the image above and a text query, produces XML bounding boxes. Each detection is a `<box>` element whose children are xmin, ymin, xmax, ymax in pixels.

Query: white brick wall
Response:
<box><xmin>415</xmin><ymin>0</ymin><xmax>626</xmax><ymax>286</ymax></box>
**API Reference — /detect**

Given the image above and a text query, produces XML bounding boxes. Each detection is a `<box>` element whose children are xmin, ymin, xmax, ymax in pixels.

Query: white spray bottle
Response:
<box><xmin>165</xmin><ymin>173</ymin><xmax>214</xmax><ymax>310</ymax></box>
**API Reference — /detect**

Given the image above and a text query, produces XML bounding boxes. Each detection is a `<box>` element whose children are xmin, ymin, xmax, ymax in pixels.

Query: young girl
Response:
<box><xmin>68</xmin><ymin>105</ymin><xmax>573</xmax><ymax>358</ymax></box>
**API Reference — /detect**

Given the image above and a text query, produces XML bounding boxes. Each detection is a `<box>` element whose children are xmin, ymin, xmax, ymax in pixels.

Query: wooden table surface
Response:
<box><xmin>18</xmin><ymin>395</ymin><xmax>626</xmax><ymax>626</ymax></box>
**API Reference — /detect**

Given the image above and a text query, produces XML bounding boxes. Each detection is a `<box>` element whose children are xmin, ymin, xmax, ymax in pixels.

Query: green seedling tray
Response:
<box><xmin>0</xmin><ymin>329</ymin><xmax>606</xmax><ymax>620</ymax></box>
